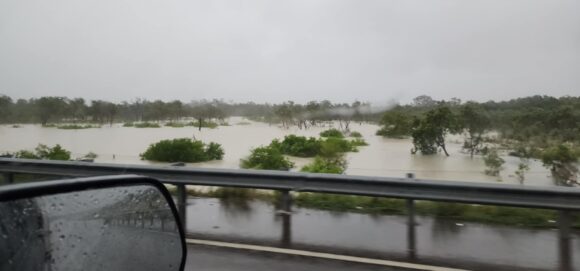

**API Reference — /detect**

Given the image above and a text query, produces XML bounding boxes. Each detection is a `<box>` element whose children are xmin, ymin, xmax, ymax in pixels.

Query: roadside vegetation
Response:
<box><xmin>140</xmin><ymin>138</ymin><xmax>224</xmax><ymax>163</ymax></box>
<box><xmin>175</xmin><ymin>186</ymin><xmax>579</xmax><ymax>228</ymax></box>
<box><xmin>293</xmin><ymin>193</ymin><xmax>580</xmax><ymax>228</ymax></box>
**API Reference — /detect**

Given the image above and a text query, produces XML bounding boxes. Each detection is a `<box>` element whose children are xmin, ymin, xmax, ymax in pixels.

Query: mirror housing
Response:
<box><xmin>0</xmin><ymin>175</ymin><xmax>186</xmax><ymax>271</ymax></box>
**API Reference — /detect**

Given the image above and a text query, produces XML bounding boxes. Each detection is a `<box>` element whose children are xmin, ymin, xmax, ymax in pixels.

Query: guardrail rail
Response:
<box><xmin>0</xmin><ymin>158</ymin><xmax>578</xmax><ymax>271</ymax></box>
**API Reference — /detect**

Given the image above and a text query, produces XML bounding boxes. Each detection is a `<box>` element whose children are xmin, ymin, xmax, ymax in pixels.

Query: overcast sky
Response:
<box><xmin>0</xmin><ymin>0</ymin><xmax>578</xmax><ymax>104</ymax></box>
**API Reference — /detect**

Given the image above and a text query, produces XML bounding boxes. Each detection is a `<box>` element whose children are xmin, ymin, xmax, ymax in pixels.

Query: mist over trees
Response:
<box><xmin>0</xmin><ymin>95</ymin><xmax>379</xmax><ymax>129</ymax></box>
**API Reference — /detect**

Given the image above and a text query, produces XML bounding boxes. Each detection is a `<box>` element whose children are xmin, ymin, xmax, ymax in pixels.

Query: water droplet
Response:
<box><xmin>59</xmin><ymin>235</ymin><xmax>65</xmax><ymax>240</ymax></box>
<box><xmin>93</xmin><ymin>213</ymin><xmax>100</xmax><ymax>218</ymax></box>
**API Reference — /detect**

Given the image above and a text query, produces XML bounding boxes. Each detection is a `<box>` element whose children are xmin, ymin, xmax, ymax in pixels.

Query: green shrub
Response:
<box><xmin>350</xmin><ymin>138</ymin><xmax>368</xmax><ymax>146</ymax></box>
<box><xmin>483</xmin><ymin>149</ymin><xmax>505</xmax><ymax>176</ymax></box>
<box><xmin>140</xmin><ymin>138</ymin><xmax>224</xmax><ymax>162</ymax></box>
<box><xmin>165</xmin><ymin>122</ymin><xmax>186</xmax><ymax>128</ymax></box>
<box><xmin>15</xmin><ymin>144</ymin><xmax>71</xmax><ymax>160</ymax></box>
<box><xmin>240</xmin><ymin>146</ymin><xmax>294</xmax><ymax>170</ymax></box>
<box><xmin>294</xmin><ymin>193</ymin><xmax>566</xmax><ymax>227</ymax></box>
<box><xmin>15</xmin><ymin>150</ymin><xmax>40</xmax><ymax>159</ymax></box>
<box><xmin>205</xmin><ymin>142</ymin><xmax>225</xmax><ymax>160</ymax></box>
<box><xmin>323</xmin><ymin>137</ymin><xmax>357</xmax><ymax>153</ymax></box>
<box><xmin>123</xmin><ymin>122</ymin><xmax>134</xmax><ymax>127</ymax></box>
<box><xmin>134</xmin><ymin>122</ymin><xmax>161</xmax><ymax>128</ymax></box>
<box><xmin>349</xmin><ymin>131</ymin><xmax>362</xmax><ymax>138</ymax></box>
<box><xmin>267</xmin><ymin>134</ymin><xmax>359</xmax><ymax>159</ymax></box>
<box><xmin>186</xmin><ymin>120</ymin><xmax>218</xmax><ymax>129</ymax></box>
<box><xmin>320</xmin><ymin>129</ymin><xmax>344</xmax><ymax>138</ymax></box>
<box><xmin>301</xmin><ymin>156</ymin><xmax>346</xmax><ymax>174</ymax></box>
<box><xmin>272</xmin><ymin>135</ymin><xmax>322</xmax><ymax>157</ymax></box>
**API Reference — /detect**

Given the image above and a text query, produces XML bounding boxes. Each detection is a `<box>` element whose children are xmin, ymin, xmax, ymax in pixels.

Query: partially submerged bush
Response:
<box><xmin>349</xmin><ymin>131</ymin><xmax>362</xmax><ymax>138</ymax></box>
<box><xmin>57</xmin><ymin>124</ymin><xmax>100</xmax><ymax>129</ymax></box>
<box><xmin>134</xmin><ymin>122</ymin><xmax>161</xmax><ymax>128</ymax></box>
<box><xmin>541</xmin><ymin>144</ymin><xmax>578</xmax><ymax>185</ymax></box>
<box><xmin>84</xmin><ymin>152</ymin><xmax>98</xmax><ymax>159</ymax></box>
<box><xmin>186</xmin><ymin>120</ymin><xmax>218</xmax><ymax>129</ymax></box>
<box><xmin>301</xmin><ymin>139</ymin><xmax>349</xmax><ymax>174</ymax></box>
<box><xmin>320</xmin><ymin>129</ymin><xmax>344</xmax><ymax>138</ymax></box>
<box><xmin>349</xmin><ymin>138</ymin><xmax>368</xmax><ymax>147</ymax></box>
<box><xmin>483</xmin><ymin>149</ymin><xmax>505</xmax><ymax>176</ymax></box>
<box><xmin>15</xmin><ymin>144</ymin><xmax>71</xmax><ymax>161</ymax></box>
<box><xmin>240</xmin><ymin>146</ymin><xmax>294</xmax><ymax>170</ymax></box>
<box><xmin>140</xmin><ymin>138</ymin><xmax>224</xmax><ymax>162</ymax></box>
<box><xmin>268</xmin><ymin>134</ymin><xmax>363</xmax><ymax>158</ymax></box>
<box><xmin>271</xmin><ymin>135</ymin><xmax>322</xmax><ymax>157</ymax></box>
<box><xmin>301</xmin><ymin>156</ymin><xmax>346</xmax><ymax>174</ymax></box>
<box><xmin>322</xmin><ymin>137</ymin><xmax>357</xmax><ymax>153</ymax></box>
<box><xmin>165</xmin><ymin>122</ymin><xmax>186</xmax><ymax>128</ymax></box>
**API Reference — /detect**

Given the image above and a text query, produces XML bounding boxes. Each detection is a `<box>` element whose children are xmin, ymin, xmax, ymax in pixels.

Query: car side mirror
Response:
<box><xmin>0</xmin><ymin>175</ymin><xmax>186</xmax><ymax>271</ymax></box>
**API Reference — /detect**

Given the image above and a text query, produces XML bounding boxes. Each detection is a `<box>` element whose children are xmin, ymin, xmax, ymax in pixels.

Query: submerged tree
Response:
<box><xmin>376</xmin><ymin>110</ymin><xmax>413</xmax><ymax>138</ymax></box>
<box><xmin>514</xmin><ymin>158</ymin><xmax>530</xmax><ymax>184</ymax></box>
<box><xmin>483</xmin><ymin>149</ymin><xmax>505</xmax><ymax>177</ymax></box>
<box><xmin>541</xmin><ymin>144</ymin><xmax>578</xmax><ymax>186</ymax></box>
<box><xmin>460</xmin><ymin>103</ymin><xmax>490</xmax><ymax>158</ymax></box>
<box><xmin>411</xmin><ymin>106</ymin><xmax>460</xmax><ymax>156</ymax></box>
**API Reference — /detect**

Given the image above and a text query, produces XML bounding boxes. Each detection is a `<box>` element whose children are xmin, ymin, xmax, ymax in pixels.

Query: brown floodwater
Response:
<box><xmin>0</xmin><ymin>117</ymin><xmax>555</xmax><ymax>186</ymax></box>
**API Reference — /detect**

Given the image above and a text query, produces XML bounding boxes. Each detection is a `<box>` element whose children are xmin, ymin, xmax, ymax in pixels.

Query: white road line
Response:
<box><xmin>186</xmin><ymin>238</ymin><xmax>469</xmax><ymax>271</ymax></box>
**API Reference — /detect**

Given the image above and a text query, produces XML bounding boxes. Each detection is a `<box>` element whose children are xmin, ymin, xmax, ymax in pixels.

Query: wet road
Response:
<box><xmin>185</xmin><ymin>243</ymin><xmax>419</xmax><ymax>271</ymax></box>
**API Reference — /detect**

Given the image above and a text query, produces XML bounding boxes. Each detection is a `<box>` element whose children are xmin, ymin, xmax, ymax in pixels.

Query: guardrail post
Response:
<box><xmin>2</xmin><ymin>172</ymin><xmax>14</xmax><ymax>184</ymax></box>
<box><xmin>558</xmin><ymin>210</ymin><xmax>572</xmax><ymax>271</ymax></box>
<box><xmin>280</xmin><ymin>190</ymin><xmax>292</xmax><ymax>213</ymax></box>
<box><xmin>406</xmin><ymin>173</ymin><xmax>417</xmax><ymax>260</ymax></box>
<box><xmin>176</xmin><ymin>184</ymin><xmax>187</xmax><ymax>231</ymax></box>
<box><xmin>280</xmin><ymin>190</ymin><xmax>292</xmax><ymax>247</ymax></box>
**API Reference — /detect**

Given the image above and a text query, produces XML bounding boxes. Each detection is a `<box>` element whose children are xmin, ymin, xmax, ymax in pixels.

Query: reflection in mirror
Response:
<box><xmin>0</xmin><ymin>185</ymin><xmax>183</xmax><ymax>271</ymax></box>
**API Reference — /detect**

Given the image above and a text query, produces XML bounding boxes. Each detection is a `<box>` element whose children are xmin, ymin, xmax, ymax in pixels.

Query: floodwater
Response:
<box><xmin>0</xmin><ymin>117</ymin><xmax>555</xmax><ymax>186</ymax></box>
<box><xmin>186</xmin><ymin>198</ymin><xmax>580</xmax><ymax>271</ymax></box>
<box><xmin>0</xmin><ymin>119</ymin><xmax>576</xmax><ymax>270</ymax></box>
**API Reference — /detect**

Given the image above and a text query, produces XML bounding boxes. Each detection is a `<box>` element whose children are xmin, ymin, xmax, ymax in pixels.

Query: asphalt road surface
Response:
<box><xmin>185</xmin><ymin>244</ymin><xmax>413</xmax><ymax>271</ymax></box>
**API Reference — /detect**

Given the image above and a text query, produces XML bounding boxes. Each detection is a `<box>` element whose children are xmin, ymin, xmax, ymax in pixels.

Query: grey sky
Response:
<box><xmin>0</xmin><ymin>0</ymin><xmax>578</xmax><ymax>104</ymax></box>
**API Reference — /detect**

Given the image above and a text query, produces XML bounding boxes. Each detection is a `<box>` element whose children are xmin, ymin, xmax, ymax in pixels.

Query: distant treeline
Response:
<box><xmin>0</xmin><ymin>96</ymin><xmax>378</xmax><ymax>128</ymax></box>
<box><xmin>377</xmin><ymin>95</ymin><xmax>580</xmax><ymax>145</ymax></box>
<box><xmin>0</xmin><ymin>95</ymin><xmax>578</xmax><ymax>143</ymax></box>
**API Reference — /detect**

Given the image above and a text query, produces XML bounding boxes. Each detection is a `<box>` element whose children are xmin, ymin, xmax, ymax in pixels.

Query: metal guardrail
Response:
<box><xmin>0</xmin><ymin>158</ymin><xmax>578</xmax><ymax>271</ymax></box>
